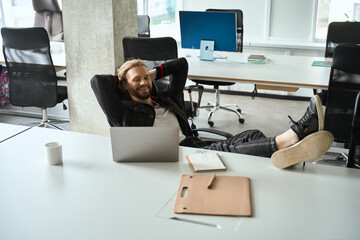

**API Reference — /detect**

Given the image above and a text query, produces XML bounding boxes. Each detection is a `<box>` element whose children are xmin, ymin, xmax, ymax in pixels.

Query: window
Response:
<box><xmin>315</xmin><ymin>0</ymin><xmax>360</xmax><ymax>40</ymax></box>
<box><xmin>0</xmin><ymin>0</ymin><xmax>64</xmax><ymax>53</ymax></box>
<box><xmin>0</xmin><ymin>0</ymin><xmax>61</xmax><ymax>28</ymax></box>
<box><xmin>0</xmin><ymin>0</ymin><xmax>33</xmax><ymax>27</ymax></box>
<box><xmin>138</xmin><ymin>0</ymin><xmax>181</xmax><ymax>39</ymax></box>
<box><xmin>0</xmin><ymin>0</ymin><xmax>5</xmax><ymax>28</ymax></box>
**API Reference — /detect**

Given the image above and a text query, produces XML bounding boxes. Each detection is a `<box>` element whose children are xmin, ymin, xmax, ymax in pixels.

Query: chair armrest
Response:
<box><xmin>56</xmin><ymin>76</ymin><xmax>66</xmax><ymax>81</ymax></box>
<box><xmin>185</xmin><ymin>84</ymin><xmax>204</xmax><ymax>107</ymax></box>
<box><xmin>193</xmin><ymin>128</ymin><xmax>233</xmax><ymax>139</ymax></box>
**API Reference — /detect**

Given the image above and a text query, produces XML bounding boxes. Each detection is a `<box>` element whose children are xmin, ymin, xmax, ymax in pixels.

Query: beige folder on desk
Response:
<box><xmin>174</xmin><ymin>174</ymin><xmax>252</xmax><ymax>217</ymax></box>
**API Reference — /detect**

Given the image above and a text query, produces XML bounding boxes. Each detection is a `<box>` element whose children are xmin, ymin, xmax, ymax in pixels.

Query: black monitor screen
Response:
<box><xmin>179</xmin><ymin>11</ymin><xmax>237</xmax><ymax>52</ymax></box>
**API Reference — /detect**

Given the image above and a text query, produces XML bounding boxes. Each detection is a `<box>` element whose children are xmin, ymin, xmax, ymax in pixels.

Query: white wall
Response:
<box><xmin>270</xmin><ymin>0</ymin><xmax>315</xmax><ymax>40</ymax></box>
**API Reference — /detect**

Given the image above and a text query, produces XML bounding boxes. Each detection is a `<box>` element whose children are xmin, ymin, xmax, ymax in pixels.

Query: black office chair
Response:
<box><xmin>122</xmin><ymin>36</ymin><xmax>205</xmax><ymax>132</ymax></box>
<box><xmin>324</xmin><ymin>44</ymin><xmax>360</xmax><ymax>143</ymax></box>
<box><xmin>317</xmin><ymin>22</ymin><xmax>360</xmax><ymax>103</ymax></box>
<box><xmin>313</xmin><ymin>44</ymin><xmax>360</xmax><ymax>167</ymax></box>
<box><xmin>32</xmin><ymin>0</ymin><xmax>64</xmax><ymax>42</ymax></box>
<box><xmin>347</xmin><ymin>91</ymin><xmax>360</xmax><ymax>168</ymax></box>
<box><xmin>189</xmin><ymin>9</ymin><xmax>245</xmax><ymax>127</ymax></box>
<box><xmin>137</xmin><ymin>15</ymin><xmax>150</xmax><ymax>38</ymax></box>
<box><xmin>325</xmin><ymin>22</ymin><xmax>360</xmax><ymax>58</ymax></box>
<box><xmin>1</xmin><ymin>27</ymin><xmax>68</xmax><ymax>129</ymax></box>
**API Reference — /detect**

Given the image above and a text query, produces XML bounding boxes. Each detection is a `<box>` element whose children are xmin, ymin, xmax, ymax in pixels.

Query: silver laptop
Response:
<box><xmin>110</xmin><ymin>127</ymin><xmax>179</xmax><ymax>162</ymax></box>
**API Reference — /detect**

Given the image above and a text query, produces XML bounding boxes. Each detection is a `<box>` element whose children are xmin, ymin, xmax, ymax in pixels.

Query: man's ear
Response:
<box><xmin>121</xmin><ymin>80</ymin><xmax>128</xmax><ymax>90</ymax></box>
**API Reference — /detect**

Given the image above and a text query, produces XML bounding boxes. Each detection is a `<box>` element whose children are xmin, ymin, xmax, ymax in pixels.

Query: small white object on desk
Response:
<box><xmin>45</xmin><ymin>142</ymin><xmax>63</xmax><ymax>165</ymax></box>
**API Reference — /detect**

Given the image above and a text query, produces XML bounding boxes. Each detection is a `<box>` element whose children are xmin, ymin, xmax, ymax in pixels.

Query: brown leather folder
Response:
<box><xmin>174</xmin><ymin>174</ymin><xmax>252</xmax><ymax>217</ymax></box>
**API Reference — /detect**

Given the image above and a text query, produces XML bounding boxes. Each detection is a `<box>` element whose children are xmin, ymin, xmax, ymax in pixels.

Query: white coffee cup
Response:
<box><xmin>45</xmin><ymin>142</ymin><xmax>63</xmax><ymax>165</ymax></box>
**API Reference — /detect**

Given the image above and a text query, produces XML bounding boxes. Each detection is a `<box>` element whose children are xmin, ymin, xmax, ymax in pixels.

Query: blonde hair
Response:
<box><xmin>117</xmin><ymin>59</ymin><xmax>148</xmax><ymax>83</ymax></box>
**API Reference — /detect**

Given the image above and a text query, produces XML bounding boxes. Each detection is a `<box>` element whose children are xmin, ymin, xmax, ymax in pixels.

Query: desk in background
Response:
<box><xmin>0</xmin><ymin>125</ymin><xmax>359</xmax><ymax>239</ymax></box>
<box><xmin>181</xmin><ymin>49</ymin><xmax>331</xmax><ymax>91</ymax></box>
<box><xmin>0</xmin><ymin>50</ymin><xmax>66</xmax><ymax>69</ymax></box>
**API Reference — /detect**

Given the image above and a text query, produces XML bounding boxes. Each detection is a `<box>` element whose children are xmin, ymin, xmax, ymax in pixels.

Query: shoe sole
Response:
<box><xmin>313</xmin><ymin>95</ymin><xmax>324</xmax><ymax>131</ymax></box>
<box><xmin>271</xmin><ymin>131</ymin><xmax>334</xmax><ymax>169</ymax></box>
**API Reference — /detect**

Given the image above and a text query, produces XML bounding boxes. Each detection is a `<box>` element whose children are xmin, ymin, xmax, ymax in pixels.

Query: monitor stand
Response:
<box><xmin>200</xmin><ymin>40</ymin><xmax>215</xmax><ymax>61</ymax></box>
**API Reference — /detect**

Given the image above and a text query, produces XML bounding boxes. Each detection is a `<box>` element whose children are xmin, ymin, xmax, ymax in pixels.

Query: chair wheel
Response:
<box><xmin>239</xmin><ymin>118</ymin><xmax>245</xmax><ymax>124</ymax></box>
<box><xmin>208</xmin><ymin>121</ymin><xmax>214</xmax><ymax>127</ymax></box>
<box><xmin>237</xmin><ymin>109</ymin><xmax>242</xmax><ymax>114</ymax></box>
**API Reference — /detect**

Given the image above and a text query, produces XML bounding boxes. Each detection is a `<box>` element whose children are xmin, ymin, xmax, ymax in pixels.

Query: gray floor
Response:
<box><xmin>189</xmin><ymin>91</ymin><xmax>309</xmax><ymax>138</ymax></box>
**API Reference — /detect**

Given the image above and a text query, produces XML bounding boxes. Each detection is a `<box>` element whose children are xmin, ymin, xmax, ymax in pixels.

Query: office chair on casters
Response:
<box><xmin>32</xmin><ymin>0</ymin><xmax>63</xmax><ymax>42</ymax></box>
<box><xmin>188</xmin><ymin>9</ymin><xmax>245</xmax><ymax>127</ymax></box>
<box><xmin>313</xmin><ymin>44</ymin><xmax>360</xmax><ymax>167</ymax></box>
<box><xmin>347</xmin><ymin>91</ymin><xmax>360</xmax><ymax>169</ymax></box>
<box><xmin>137</xmin><ymin>15</ymin><xmax>150</xmax><ymax>38</ymax></box>
<box><xmin>1</xmin><ymin>27</ymin><xmax>68</xmax><ymax>130</ymax></box>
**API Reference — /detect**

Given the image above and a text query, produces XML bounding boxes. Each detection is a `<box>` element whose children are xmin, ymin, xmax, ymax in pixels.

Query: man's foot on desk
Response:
<box><xmin>289</xmin><ymin>95</ymin><xmax>324</xmax><ymax>140</ymax></box>
<box><xmin>271</xmin><ymin>131</ymin><xmax>334</xmax><ymax>169</ymax></box>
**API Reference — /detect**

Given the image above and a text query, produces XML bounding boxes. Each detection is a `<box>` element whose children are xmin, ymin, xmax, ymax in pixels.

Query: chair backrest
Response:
<box><xmin>206</xmin><ymin>9</ymin><xmax>244</xmax><ymax>52</ymax></box>
<box><xmin>122</xmin><ymin>36</ymin><xmax>178</xmax><ymax>91</ymax></box>
<box><xmin>325</xmin><ymin>22</ymin><xmax>360</xmax><ymax>58</ymax></box>
<box><xmin>1</xmin><ymin>27</ymin><xmax>58</xmax><ymax>108</ymax></box>
<box><xmin>32</xmin><ymin>0</ymin><xmax>63</xmax><ymax>42</ymax></box>
<box><xmin>324</xmin><ymin>44</ymin><xmax>360</xmax><ymax>143</ymax></box>
<box><xmin>137</xmin><ymin>15</ymin><xmax>150</xmax><ymax>38</ymax></box>
<box><xmin>347</xmin><ymin>91</ymin><xmax>360</xmax><ymax>168</ymax></box>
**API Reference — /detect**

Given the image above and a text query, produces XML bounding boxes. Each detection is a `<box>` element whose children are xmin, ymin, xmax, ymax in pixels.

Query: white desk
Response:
<box><xmin>0</xmin><ymin>125</ymin><xmax>359</xmax><ymax>240</ymax></box>
<box><xmin>0</xmin><ymin>123</ymin><xmax>30</xmax><ymax>143</ymax></box>
<box><xmin>182</xmin><ymin>50</ymin><xmax>331</xmax><ymax>90</ymax></box>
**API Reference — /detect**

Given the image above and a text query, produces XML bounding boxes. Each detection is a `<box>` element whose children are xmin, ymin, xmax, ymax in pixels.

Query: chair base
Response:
<box><xmin>19</xmin><ymin>108</ymin><xmax>68</xmax><ymax>130</ymax></box>
<box><xmin>37</xmin><ymin>120</ymin><xmax>65</xmax><ymax>130</ymax></box>
<box><xmin>198</xmin><ymin>88</ymin><xmax>245</xmax><ymax>127</ymax></box>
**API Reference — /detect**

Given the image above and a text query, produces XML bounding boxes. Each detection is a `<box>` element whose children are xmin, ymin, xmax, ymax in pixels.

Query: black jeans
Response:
<box><xmin>203</xmin><ymin>129</ymin><xmax>277</xmax><ymax>157</ymax></box>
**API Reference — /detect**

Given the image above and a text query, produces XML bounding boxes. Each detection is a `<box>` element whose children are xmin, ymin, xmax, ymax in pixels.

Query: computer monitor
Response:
<box><xmin>179</xmin><ymin>10</ymin><xmax>237</xmax><ymax>60</ymax></box>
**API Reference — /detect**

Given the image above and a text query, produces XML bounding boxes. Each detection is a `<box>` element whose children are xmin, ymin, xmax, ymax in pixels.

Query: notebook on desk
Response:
<box><xmin>110</xmin><ymin>127</ymin><xmax>179</xmax><ymax>162</ymax></box>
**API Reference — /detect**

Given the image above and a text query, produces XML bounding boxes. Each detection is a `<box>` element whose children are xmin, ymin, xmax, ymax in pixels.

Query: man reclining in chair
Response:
<box><xmin>91</xmin><ymin>57</ymin><xmax>333</xmax><ymax>169</ymax></box>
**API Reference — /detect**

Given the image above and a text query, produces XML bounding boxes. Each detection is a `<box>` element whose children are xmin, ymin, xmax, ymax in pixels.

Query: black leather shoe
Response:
<box><xmin>289</xmin><ymin>95</ymin><xmax>324</xmax><ymax>140</ymax></box>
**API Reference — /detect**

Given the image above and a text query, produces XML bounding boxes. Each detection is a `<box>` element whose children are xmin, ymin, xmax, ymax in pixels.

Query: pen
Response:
<box><xmin>207</xmin><ymin>174</ymin><xmax>216</xmax><ymax>189</ymax></box>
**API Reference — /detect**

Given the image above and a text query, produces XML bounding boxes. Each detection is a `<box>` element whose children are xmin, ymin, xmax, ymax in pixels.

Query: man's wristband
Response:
<box><xmin>154</xmin><ymin>64</ymin><xmax>165</xmax><ymax>80</ymax></box>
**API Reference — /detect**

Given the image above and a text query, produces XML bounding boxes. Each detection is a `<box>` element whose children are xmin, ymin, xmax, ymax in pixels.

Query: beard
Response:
<box><xmin>127</xmin><ymin>84</ymin><xmax>152</xmax><ymax>100</ymax></box>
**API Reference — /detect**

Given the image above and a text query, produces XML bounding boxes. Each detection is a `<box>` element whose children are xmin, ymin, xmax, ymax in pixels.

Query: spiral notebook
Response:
<box><xmin>185</xmin><ymin>152</ymin><xmax>227</xmax><ymax>172</ymax></box>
